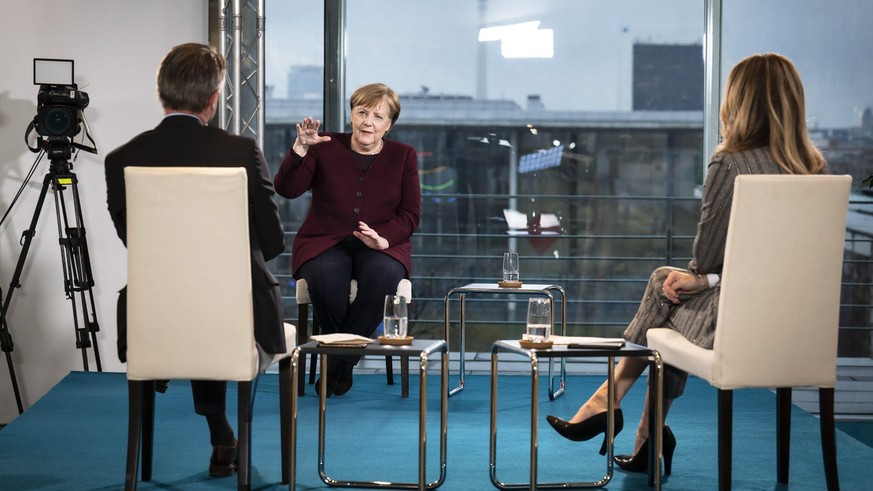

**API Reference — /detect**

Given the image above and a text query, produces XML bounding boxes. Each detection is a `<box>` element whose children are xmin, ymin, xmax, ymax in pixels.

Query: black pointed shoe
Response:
<box><xmin>546</xmin><ymin>409</ymin><xmax>624</xmax><ymax>455</ymax></box>
<box><xmin>614</xmin><ymin>425</ymin><xmax>676</xmax><ymax>475</ymax></box>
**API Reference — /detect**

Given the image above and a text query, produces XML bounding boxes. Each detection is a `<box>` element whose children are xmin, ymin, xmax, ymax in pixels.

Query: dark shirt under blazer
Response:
<box><xmin>273</xmin><ymin>132</ymin><xmax>421</xmax><ymax>277</ymax></box>
<box><xmin>105</xmin><ymin>115</ymin><xmax>287</xmax><ymax>360</ymax></box>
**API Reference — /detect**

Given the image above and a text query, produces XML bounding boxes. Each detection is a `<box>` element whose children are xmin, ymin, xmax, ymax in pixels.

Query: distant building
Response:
<box><xmin>862</xmin><ymin>107</ymin><xmax>872</xmax><ymax>138</ymax></box>
<box><xmin>633</xmin><ymin>43</ymin><xmax>704</xmax><ymax>111</ymax></box>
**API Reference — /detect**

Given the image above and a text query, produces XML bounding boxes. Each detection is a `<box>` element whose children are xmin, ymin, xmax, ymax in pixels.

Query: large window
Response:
<box><xmin>722</xmin><ymin>0</ymin><xmax>873</xmax><ymax>357</ymax></box>
<box><xmin>263</xmin><ymin>1</ymin><xmax>872</xmax><ymax>359</ymax></box>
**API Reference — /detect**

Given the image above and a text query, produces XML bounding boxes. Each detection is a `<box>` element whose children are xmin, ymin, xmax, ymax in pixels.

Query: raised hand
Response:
<box><xmin>292</xmin><ymin>117</ymin><xmax>331</xmax><ymax>156</ymax></box>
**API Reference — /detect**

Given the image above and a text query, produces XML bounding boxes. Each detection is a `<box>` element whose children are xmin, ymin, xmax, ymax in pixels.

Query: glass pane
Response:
<box><xmin>723</xmin><ymin>0</ymin><xmax>873</xmax><ymax>358</ymax></box>
<box><xmin>264</xmin><ymin>1</ymin><xmax>325</xmax><ymax>316</ymax></box>
<box><xmin>345</xmin><ymin>0</ymin><xmax>703</xmax><ymax>112</ymax></box>
<box><xmin>340</xmin><ymin>0</ymin><xmax>704</xmax><ymax>348</ymax></box>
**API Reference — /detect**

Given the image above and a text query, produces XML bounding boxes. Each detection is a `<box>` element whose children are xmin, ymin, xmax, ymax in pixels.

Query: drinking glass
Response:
<box><xmin>525</xmin><ymin>298</ymin><xmax>552</xmax><ymax>342</ymax></box>
<box><xmin>502</xmin><ymin>252</ymin><xmax>520</xmax><ymax>282</ymax></box>
<box><xmin>383</xmin><ymin>295</ymin><xmax>408</xmax><ymax>338</ymax></box>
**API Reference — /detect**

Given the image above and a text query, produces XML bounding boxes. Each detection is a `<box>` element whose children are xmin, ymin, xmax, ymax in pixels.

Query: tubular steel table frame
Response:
<box><xmin>489</xmin><ymin>340</ymin><xmax>664</xmax><ymax>490</ymax></box>
<box><xmin>290</xmin><ymin>339</ymin><xmax>449</xmax><ymax>490</ymax></box>
<box><xmin>444</xmin><ymin>283</ymin><xmax>567</xmax><ymax>399</ymax></box>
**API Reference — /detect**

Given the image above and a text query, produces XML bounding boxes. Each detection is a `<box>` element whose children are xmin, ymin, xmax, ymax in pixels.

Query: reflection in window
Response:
<box><xmin>263</xmin><ymin>1</ymin><xmax>870</xmax><ymax>362</ymax></box>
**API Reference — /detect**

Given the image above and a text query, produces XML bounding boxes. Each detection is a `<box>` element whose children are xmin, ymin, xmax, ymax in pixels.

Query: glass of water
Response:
<box><xmin>525</xmin><ymin>298</ymin><xmax>551</xmax><ymax>342</ymax></box>
<box><xmin>502</xmin><ymin>252</ymin><xmax>519</xmax><ymax>282</ymax></box>
<box><xmin>383</xmin><ymin>295</ymin><xmax>408</xmax><ymax>338</ymax></box>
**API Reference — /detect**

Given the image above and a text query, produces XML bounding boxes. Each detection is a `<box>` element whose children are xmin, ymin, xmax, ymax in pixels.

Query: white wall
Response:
<box><xmin>0</xmin><ymin>0</ymin><xmax>208</xmax><ymax>424</ymax></box>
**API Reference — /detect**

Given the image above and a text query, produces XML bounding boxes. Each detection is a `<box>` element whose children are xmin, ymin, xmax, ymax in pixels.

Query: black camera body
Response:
<box><xmin>34</xmin><ymin>84</ymin><xmax>89</xmax><ymax>138</ymax></box>
<box><xmin>27</xmin><ymin>58</ymin><xmax>97</xmax><ymax>161</ymax></box>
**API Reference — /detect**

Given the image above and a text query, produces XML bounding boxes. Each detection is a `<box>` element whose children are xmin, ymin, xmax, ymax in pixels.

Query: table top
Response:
<box><xmin>493</xmin><ymin>339</ymin><xmax>657</xmax><ymax>358</ymax></box>
<box><xmin>297</xmin><ymin>339</ymin><xmax>447</xmax><ymax>356</ymax></box>
<box><xmin>449</xmin><ymin>282</ymin><xmax>565</xmax><ymax>294</ymax></box>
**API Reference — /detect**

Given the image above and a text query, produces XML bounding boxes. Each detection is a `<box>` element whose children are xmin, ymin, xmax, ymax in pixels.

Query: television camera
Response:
<box><xmin>1</xmin><ymin>58</ymin><xmax>101</xmax><ymax>414</ymax></box>
<box><xmin>26</xmin><ymin>58</ymin><xmax>96</xmax><ymax>162</ymax></box>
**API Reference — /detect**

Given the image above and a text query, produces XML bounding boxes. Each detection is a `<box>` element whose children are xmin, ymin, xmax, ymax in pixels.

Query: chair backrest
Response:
<box><xmin>711</xmin><ymin>174</ymin><xmax>851</xmax><ymax>389</ymax></box>
<box><xmin>125</xmin><ymin>166</ymin><xmax>259</xmax><ymax>382</ymax></box>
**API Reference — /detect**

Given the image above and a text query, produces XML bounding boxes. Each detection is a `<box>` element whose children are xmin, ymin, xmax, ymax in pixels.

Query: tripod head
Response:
<box><xmin>44</xmin><ymin>137</ymin><xmax>76</xmax><ymax>173</ymax></box>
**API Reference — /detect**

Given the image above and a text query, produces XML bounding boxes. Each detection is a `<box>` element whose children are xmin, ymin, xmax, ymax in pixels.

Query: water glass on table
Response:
<box><xmin>383</xmin><ymin>295</ymin><xmax>408</xmax><ymax>338</ymax></box>
<box><xmin>502</xmin><ymin>252</ymin><xmax>519</xmax><ymax>282</ymax></box>
<box><xmin>525</xmin><ymin>297</ymin><xmax>551</xmax><ymax>342</ymax></box>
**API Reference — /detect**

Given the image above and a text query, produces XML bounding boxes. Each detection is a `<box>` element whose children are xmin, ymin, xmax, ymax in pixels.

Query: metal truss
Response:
<box><xmin>218</xmin><ymin>0</ymin><xmax>265</xmax><ymax>148</ymax></box>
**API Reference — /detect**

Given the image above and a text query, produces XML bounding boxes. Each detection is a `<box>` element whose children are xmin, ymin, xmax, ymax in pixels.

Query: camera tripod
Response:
<box><xmin>0</xmin><ymin>150</ymin><xmax>102</xmax><ymax>414</ymax></box>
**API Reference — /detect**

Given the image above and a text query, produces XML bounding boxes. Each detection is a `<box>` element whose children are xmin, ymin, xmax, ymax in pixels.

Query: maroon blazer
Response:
<box><xmin>274</xmin><ymin>132</ymin><xmax>421</xmax><ymax>277</ymax></box>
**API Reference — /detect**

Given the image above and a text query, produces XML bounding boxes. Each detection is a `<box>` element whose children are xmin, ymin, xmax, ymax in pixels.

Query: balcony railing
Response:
<box><xmin>274</xmin><ymin>193</ymin><xmax>873</xmax><ymax>356</ymax></box>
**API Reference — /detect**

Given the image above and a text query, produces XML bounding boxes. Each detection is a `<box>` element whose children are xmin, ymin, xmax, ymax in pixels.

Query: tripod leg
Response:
<box><xmin>68</xmin><ymin>177</ymin><xmax>102</xmax><ymax>371</ymax></box>
<box><xmin>52</xmin><ymin>170</ymin><xmax>103</xmax><ymax>371</ymax></box>
<box><xmin>0</xmin><ymin>173</ymin><xmax>53</xmax><ymax>414</ymax></box>
<box><xmin>1</xmin><ymin>289</ymin><xmax>24</xmax><ymax>414</ymax></box>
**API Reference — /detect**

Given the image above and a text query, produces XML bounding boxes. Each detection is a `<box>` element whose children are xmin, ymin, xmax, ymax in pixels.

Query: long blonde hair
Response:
<box><xmin>717</xmin><ymin>53</ymin><xmax>826</xmax><ymax>174</ymax></box>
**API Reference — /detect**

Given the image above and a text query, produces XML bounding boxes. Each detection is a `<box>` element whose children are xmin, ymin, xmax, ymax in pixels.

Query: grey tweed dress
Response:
<box><xmin>622</xmin><ymin>147</ymin><xmax>793</xmax><ymax>397</ymax></box>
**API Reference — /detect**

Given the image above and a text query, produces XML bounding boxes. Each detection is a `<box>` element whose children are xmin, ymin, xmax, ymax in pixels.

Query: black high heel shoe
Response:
<box><xmin>614</xmin><ymin>425</ymin><xmax>676</xmax><ymax>475</ymax></box>
<box><xmin>546</xmin><ymin>409</ymin><xmax>624</xmax><ymax>455</ymax></box>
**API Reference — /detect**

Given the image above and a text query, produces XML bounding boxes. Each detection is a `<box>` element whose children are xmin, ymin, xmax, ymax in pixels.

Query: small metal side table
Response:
<box><xmin>290</xmin><ymin>339</ymin><xmax>449</xmax><ymax>490</ymax></box>
<box><xmin>489</xmin><ymin>340</ymin><xmax>664</xmax><ymax>490</ymax></box>
<box><xmin>444</xmin><ymin>283</ymin><xmax>567</xmax><ymax>399</ymax></box>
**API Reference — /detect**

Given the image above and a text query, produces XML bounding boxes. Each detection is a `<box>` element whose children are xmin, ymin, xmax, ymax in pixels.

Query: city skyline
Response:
<box><xmin>265</xmin><ymin>0</ymin><xmax>873</xmax><ymax>129</ymax></box>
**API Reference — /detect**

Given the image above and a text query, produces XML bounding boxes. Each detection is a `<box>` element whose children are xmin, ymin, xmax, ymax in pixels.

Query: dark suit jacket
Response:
<box><xmin>273</xmin><ymin>132</ymin><xmax>421</xmax><ymax>277</ymax></box>
<box><xmin>105</xmin><ymin>114</ymin><xmax>287</xmax><ymax>362</ymax></box>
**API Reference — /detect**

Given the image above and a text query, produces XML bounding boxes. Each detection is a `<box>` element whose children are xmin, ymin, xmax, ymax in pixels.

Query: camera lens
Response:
<box><xmin>44</xmin><ymin>107</ymin><xmax>73</xmax><ymax>135</ymax></box>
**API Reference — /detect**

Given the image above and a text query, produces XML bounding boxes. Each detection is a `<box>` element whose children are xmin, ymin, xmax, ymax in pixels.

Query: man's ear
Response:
<box><xmin>208</xmin><ymin>90</ymin><xmax>220</xmax><ymax>109</ymax></box>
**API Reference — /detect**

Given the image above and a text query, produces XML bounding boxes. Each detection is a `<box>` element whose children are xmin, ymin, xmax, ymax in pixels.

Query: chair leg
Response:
<box><xmin>308</xmin><ymin>317</ymin><xmax>320</xmax><ymax>386</ymax></box>
<box><xmin>776</xmin><ymin>387</ymin><xmax>792</xmax><ymax>484</ymax></box>
<box><xmin>718</xmin><ymin>389</ymin><xmax>733</xmax><ymax>491</ymax></box>
<box><xmin>297</xmin><ymin>303</ymin><xmax>309</xmax><ymax>396</ymax></box>
<box><xmin>279</xmin><ymin>358</ymin><xmax>291</xmax><ymax>485</ymax></box>
<box><xmin>385</xmin><ymin>355</ymin><xmax>395</xmax><ymax>385</ymax></box>
<box><xmin>308</xmin><ymin>348</ymin><xmax>319</xmax><ymax>385</ymax></box>
<box><xmin>401</xmin><ymin>355</ymin><xmax>410</xmax><ymax>398</ymax></box>
<box><xmin>819</xmin><ymin>388</ymin><xmax>840</xmax><ymax>491</ymax></box>
<box><xmin>646</xmin><ymin>359</ymin><xmax>660</xmax><ymax>487</ymax></box>
<box><xmin>125</xmin><ymin>381</ymin><xmax>145</xmax><ymax>491</ymax></box>
<box><xmin>141</xmin><ymin>382</ymin><xmax>156</xmax><ymax>482</ymax></box>
<box><xmin>238</xmin><ymin>381</ymin><xmax>253</xmax><ymax>491</ymax></box>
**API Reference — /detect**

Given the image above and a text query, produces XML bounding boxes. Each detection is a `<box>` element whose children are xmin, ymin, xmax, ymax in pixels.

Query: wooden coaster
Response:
<box><xmin>497</xmin><ymin>280</ymin><xmax>522</xmax><ymax>288</ymax></box>
<box><xmin>518</xmin><ymin>339</ymin><xmax>553</xmax><ymax>349</ymax></box>
<box><xmin>378</xmin><ymin>335</ymin><xmax>414</xmax><ymax>346</ymax></box>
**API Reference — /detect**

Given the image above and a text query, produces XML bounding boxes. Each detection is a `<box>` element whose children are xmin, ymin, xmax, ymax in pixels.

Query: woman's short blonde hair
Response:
<box><xmin>350</xmin><ymin>83</ymin><xmax>401</xmax><ymax>126</ymax></box>
<box><xmin>717</xmin><ymin>53</ymin><xmax>825</xmax><ymax>174</ymax></box>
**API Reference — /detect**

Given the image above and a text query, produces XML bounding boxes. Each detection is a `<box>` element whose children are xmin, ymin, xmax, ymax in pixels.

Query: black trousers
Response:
<box><xmin>297</xmin><ymin>238</ymin><xmax>406</xmax><ymax>364</ymax></box>
<box><xmin>191</xmin><ymin>381</ymin><xmax>226</xmax><ymax>415</ymax></box>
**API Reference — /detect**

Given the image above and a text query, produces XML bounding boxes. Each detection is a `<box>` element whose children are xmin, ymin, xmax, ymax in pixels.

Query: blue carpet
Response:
<box><xmin>835</xmin><ymin>421</ymin><xmax>873</xmax><ymax>448</ymax></box>
<box><xmin>0</xmin><ymin>370</ymin><xmax>871</xmax><ymax>490</ymax></box>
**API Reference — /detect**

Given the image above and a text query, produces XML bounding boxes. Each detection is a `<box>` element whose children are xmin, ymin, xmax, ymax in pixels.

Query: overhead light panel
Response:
<box><xmin>479</xmin><ymin>21</ymin><xmax>554</xmax><ymax>59</ymax></box>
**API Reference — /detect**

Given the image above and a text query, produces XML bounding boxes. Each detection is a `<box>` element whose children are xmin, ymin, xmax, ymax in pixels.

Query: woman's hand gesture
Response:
<box><xmin>291</xmin><ymin>117</ymin><xmax>331</xmax><ymax>156</ymax></box>
<box><xmin>662</xmin><ymin>271</ymin><xmax>708</xmax><ymax>304</ymax></box>
<box><xmin>353</xmin><ymin>221</ymin><xmax>389</xmax><ymax>250</ymax></box>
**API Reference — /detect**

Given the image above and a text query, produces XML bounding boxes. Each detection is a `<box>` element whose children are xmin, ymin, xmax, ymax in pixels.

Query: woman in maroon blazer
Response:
<box><xmin>274</xmin><ymin>83</ymin><xmax>421</xmax><ymax>397</ymax></box>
